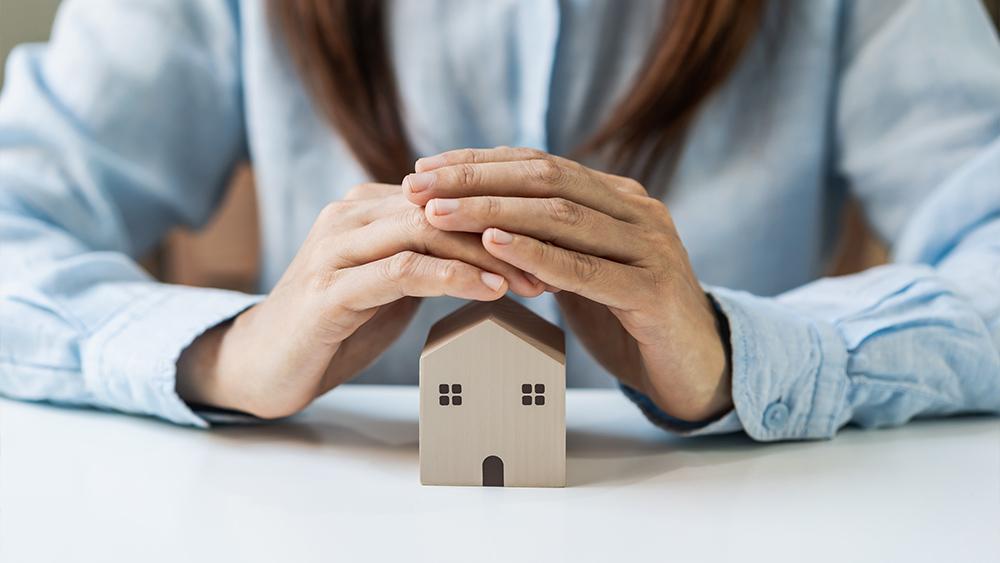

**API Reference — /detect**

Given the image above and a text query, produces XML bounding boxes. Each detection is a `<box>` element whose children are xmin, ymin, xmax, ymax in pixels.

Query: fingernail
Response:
<box><xmin>524</xmin><ymin>272</ymin><xmax>541</xmax><ymax>286</ymax></box>
<box><xmin>404</xmin><ymin>172</ymin><xmax>436</xmax><ymax>193</ymax></box>
<box><xmin>489</xmin><ymin>228</ymin><xmax>514</xmax><ymax>245</ymax></box>
<box><xmin>416</xmin><ymin>155</ymin><xmax>447</xmax><ymax>171</ymax></box>
<box><xmin>429</xmin><ymin>198</ymin><xmax>459</xmax><ymax>215</ymax></box>
<box><xmin>480</xmin><ymin>272</ymin><xmax>505</xmax><ymax>291</ymax></box>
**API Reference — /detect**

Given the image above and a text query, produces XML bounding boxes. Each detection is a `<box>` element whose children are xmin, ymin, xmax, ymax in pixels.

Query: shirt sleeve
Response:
<box><xmin>0</xmin><ymin>0</ymin><xmax>262</xmax><ymax>427</ymax></box>
<box><xmin>626</xmin><ymin>0</ymin><xmax>1000</xmax><ymax>440</ymax></box>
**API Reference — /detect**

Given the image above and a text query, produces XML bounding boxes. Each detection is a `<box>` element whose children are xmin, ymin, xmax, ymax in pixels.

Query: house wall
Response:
<box><xmin>420</xmin><ymin>321</ymin><xmax>565</xmax><ymax>487</ymax></box>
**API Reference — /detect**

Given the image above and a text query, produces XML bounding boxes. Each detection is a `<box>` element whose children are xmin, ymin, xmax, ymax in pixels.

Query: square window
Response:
<box><xmin>535</xmin><ymin>384</ymin><xmax>545</xmax><ymax>394</ymax></box>
<box><xmin>439</xmin><ymin>384</ymin><xmax>449</xmax><ymax>394</ymax></box>
<box><xmin>521</xmin><ymin>384</ymin><xmax>532</xmax><ymax>394</ymax></box>
<box><xmin>522</xmin><ymin>395</ymin><xmax>532</xmax><ymax>406</ymax></box>
<box><xmin>452</xmin><ymin>395</ymin><xmax>462</xmax><ymax>406</ymax></box>
<box><xmin>439</xmin><ymin>395</ymin><xmax>450</xmax><ymax>406</ymax></box>
<box><xmin>452</xmin><ymin>384</ymin><xmax>462</xmax><ymax>394</ymax></box>
<box><xmin>535</xmin><ymin>395</ymin><xmax>545</xmax><ymax>406</ymax></box>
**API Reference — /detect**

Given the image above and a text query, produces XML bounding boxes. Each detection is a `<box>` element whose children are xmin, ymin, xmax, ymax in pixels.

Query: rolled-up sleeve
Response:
<box><xmin>627</xmin><ymin>0</ymin><xmax>1000</xmax><ymax>440</ymax></box>
<box><xmin>0</xmin><ymin>0</ymin><xmax>261</xmax><ymax>426</ymax></box>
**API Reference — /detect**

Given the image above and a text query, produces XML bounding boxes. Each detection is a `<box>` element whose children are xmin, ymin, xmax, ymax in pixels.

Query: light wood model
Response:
<box><xmin>419</xmin><ymin>298</ymin><xmax>566</xmax><ymax>487</ymax></box>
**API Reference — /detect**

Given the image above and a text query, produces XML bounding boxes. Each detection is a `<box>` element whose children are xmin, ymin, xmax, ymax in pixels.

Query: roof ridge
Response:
<box><xmin>421</xmin><ymin>298</ymin><xmax>565</xmax><ymax>364</ymax></box>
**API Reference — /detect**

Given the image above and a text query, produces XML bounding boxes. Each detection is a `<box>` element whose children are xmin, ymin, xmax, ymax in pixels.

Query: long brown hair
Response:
<box><xmin>270</xmin><ymin>0</ymin><xmax>766</xmax><ymax>184</ymax></box>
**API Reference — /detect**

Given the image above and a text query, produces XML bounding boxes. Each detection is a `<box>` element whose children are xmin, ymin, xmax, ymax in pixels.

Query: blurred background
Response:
<box><xmin>1</xmin><ymin>0</ymin><xmax>999</xmax><ymax>291</ymax></box>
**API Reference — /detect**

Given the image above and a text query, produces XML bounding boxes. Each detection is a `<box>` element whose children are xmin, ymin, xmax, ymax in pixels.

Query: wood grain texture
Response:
<box><xmin>420</xmin><ymin>299</ymin><xmax>566</xmax><ymax>487</ymax></box>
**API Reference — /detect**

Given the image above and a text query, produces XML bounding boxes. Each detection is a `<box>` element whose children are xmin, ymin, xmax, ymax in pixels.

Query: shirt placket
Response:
<box><xmin>514</xmin><ymin>0</ymin><xmax>560</xmax><ymax>152</ymax></box>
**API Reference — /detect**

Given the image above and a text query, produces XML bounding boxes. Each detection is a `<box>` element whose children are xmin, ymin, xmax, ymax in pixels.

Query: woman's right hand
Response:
<box><xmin>176</xmin><ymin>183</ymin><xmax>542</xmax><ymax>419</ymax></box>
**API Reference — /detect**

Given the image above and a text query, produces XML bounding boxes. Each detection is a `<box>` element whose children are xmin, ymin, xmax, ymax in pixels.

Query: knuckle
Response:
<box><xmin>635</xmin><ymin>194</ymin><xmax>670</xmax><ymax>219</ymax></box>
<box><xmin>318</xmin><ymin>201</ymin><xmax>350</xmax><ymax>223</ymax></box>
<box><xmin>436</xmin><ymin>260</ymin><xmax>460</xmax><ymax>285</ymax></box>
<box><xmin>344</xmin><ymin>183</ymin><xmax>372</xmax><ymax>200</ymax></box>
<box><xmin>457</xmin><ymin>148</ymin><xmax>481</xmax><ymax>164</ymax></box>
<box><xmin>621</xmin><ymin>177</ymin><xmax>648</xmax><ymax>196</ymax></box>
<box><xmin>643</xmin><ymin>196</ymin><xmax>666</xmax><ymax>212</ymax></box>
<box><xmin>399</xmin><ymin>209</ymin><xmax>435</xmax><ymax>253</ymax></box>
<box><xmin>570</xmin><ymin>252</ymin><xmax>601</xmax><ymax>284</ymax></box>
<box><xmin>384</xmin><ymin>251</ymin><xmax>421</xmax><ymax>283</ymax></box>
<box><xmin>546</xmin><ymin>197</ymin><xmax>585</xmax><ymax>227</ymax></box>
<box><xmin>527</xmin><ymin>158</ymin><xmax>564</xmax><ymax>185</ymax></box>
<box><xmin>535</xmin><ymin>241</ymin><xmax>558</xmax><ymax>268</ymax></box>
<box><xmin>401</xmin><ymin>207</ymin><xmax>432</xmax><ymax>234</ymax></box>
<box><xmin>313</xmin><ymin>266</ymin><xmax>343</xmax><ymax>292</ymax></box>
<box><xmin>518</xmin><ymin>147</ymin><xmax>547</xmax><ymax>160</ymax></box>
<box><xmin>638</xmin><ymin>225</ymin><xmax>666</xmax><ymax>246</ymax></box>
<box><xmin>483</xmin><ymin>197</ymin><xmax>503</xmax><ymax>220</ymax></box>
<box><xmin>457</xmin><ymin>163</ymin><xmax>479</xmax><ymax>187</ymax></box>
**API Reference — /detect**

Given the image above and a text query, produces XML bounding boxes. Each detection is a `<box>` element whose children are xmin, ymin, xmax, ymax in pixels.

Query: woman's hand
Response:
<box><xmin>404</xmin><ymin>147</ymin><xmax>732</xmax><ymax>422</ymax></box>
<box><xmin>177</xmin><ymin>183</ymin><xmax>542</xmax><ymax>419</ymax></box>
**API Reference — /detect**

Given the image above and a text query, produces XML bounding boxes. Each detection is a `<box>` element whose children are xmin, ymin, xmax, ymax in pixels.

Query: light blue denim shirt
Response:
<box><xmin>1</xmin><ymin>0</ymin><xmax>998</xmax><ymax>440</ymax></box>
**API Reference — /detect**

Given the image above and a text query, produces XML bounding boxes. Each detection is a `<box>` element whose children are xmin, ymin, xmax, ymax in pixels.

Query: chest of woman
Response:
<box><xmin>238</xmin><ymin>0</ymin><xmax>843</xmax><ymax>297</ymax></box>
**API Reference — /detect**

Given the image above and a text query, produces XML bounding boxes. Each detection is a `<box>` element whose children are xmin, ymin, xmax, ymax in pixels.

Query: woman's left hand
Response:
<box><xmin>403</xmin><ymin>147</ymin><xmax>733</xmax><ymax>422</ymax></box>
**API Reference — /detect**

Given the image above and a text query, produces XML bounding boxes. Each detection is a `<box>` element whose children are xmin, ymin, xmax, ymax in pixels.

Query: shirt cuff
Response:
<box><xmin>707</xmin><ymin>285</ymin><xmax>849</xmax><ymax>441</ymax></box>
<box><xmin>81</xmin><ymin>285</ymin><xmax>263</xmax><ymax>427</ymax></box>
<box><xmin>620</xmin><ymin>286</ymin><xmax>851</xmax><ymax>441</ymax></box>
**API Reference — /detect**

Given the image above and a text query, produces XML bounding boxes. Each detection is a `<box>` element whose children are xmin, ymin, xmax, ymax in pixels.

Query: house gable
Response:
<box><xmin>421</xmin><ymin>298</ymin><xmax>565</xmax><ymax>364</ymax></box>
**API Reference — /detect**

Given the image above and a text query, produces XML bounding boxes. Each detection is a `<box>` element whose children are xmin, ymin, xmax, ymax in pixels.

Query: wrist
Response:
<box><xmin>176</xmin><ymin>319</ymin><xmax>232</xmax><ymax>410</ymax></box>
<box><xmin>639</xmin><ymin>292</ymin><xmax>733</xmax><ymax>422</ymax></box>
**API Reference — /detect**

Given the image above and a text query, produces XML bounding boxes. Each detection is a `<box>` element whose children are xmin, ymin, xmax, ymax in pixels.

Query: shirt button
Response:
<box><xmin>763</xmin><ymin>402</ymin><xmax>790</xmax><ymax>431</ymax></box>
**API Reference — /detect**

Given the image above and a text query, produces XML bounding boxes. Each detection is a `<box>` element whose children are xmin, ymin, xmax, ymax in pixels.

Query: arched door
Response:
<box><xmin>482</xmin><ymin>455</ymin><xmax>504</xmax><ymax>487</ymax></box>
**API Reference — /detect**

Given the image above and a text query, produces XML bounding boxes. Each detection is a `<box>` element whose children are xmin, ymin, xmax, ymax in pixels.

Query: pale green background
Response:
<box><xmin>0</xmin><ymin>0</ymin><xmax>61</xmax><ymax>86</ymax></box>
<box><xmin>1</xmin><ymin>1</ymin><xmax>999</xmax><ymax>88</ymax></box>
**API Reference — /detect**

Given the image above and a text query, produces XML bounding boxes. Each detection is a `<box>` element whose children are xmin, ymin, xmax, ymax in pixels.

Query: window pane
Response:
<box><xmin>439</xmin><ymin>384</ymin><xmax>449</xmax><ymax>394</ymax></box>
<box><xmin>535</xmin><ymin>384</ymin><xmax>545</xmax><ymax>394</ymax></box>
<box><xmin>452</xmin><ymin>384</ymin><xmax>462</xmax><ymax>394</ymax></box>
<box><xmin>535</xmin><ymin>395</ymin><xmax>545</xmax><ymax>406</ymax></box>
<box><xmin>521</xmin><ymin>395</ymin><xmax>532</xmax><ymax>406</ymax></box>
<box><xmin>439</xmin><ymin>396</ymin><xmax>450</xmax><ymax>406</ymax></box>
<box><xmin>521</xmin><ymin>384</ymin><xmax>531</xmax><ymax>394</ymax></box>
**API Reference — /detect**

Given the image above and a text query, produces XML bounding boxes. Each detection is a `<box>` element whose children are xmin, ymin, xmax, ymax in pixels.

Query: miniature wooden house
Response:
<box><xmin>419</xmin><ymin>298</ymin><xmax>566</xmax><ymax>488</ymax></box>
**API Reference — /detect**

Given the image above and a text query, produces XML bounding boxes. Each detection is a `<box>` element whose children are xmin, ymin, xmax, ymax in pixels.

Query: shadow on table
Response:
<box><xmin>565</xmin><ymin>414</ymin><xmax>998</xmax><ymax>487</ymax></box>
<box><xmin>565</xmin><ymin>425</ymin><xmax>760</xmax><ymax>486</ymax></box>
<box><xmin>207</xmin><ymin>400</ymin><xmax>419</xmax><ymax>453</ymax></box>
<box><xmin>200</xmin><ymin>399</ymin><xmax>997</xmax><ymax>488</ymax></box>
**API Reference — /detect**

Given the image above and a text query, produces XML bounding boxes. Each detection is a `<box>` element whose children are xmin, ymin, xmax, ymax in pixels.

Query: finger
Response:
<box><xmin>330</xmin><ymin>252</ymin><xmax>507</xmax><ymax>311</ymax></box>
<box><xmin>403</xmin><ymin>159</ymin><xmax>640</xmax><ymax>222</ymax></box>
<box><xmin>481</xmin><ymin>228</ymin><xmax>650</xmax><ymax>311</ymax></box>
<box><xmin>343</xmin><ymin>183</ymin><xmax>405</xmax><ymax>201</ymax></box>
<box><xmin>317</xmin><ymin>194</ymin><xmax>421</xmax><ymax>230</ymax></box>
<box><xmin>417</xmin><ymin>147</ymin><xmax>649</xmax><ymax>197</ymax></box>
<box><xmin>415</xmin><ymin>147</ymin><xmax>550</xmax><ymax>172</ymax></box>
<box><xmin>332</xmin><ymin>207</ymin><xmax>543</xmax><ymax>297</ymax></box>
<box><xmin>424</xmin><ymin>196</ymin><xmax>646</xmax><ymax>263</ymax></box>
<box><xmin>592</xmin><ymin>172</ymin><xmax>649</xmax><ymax>196</ymax></box>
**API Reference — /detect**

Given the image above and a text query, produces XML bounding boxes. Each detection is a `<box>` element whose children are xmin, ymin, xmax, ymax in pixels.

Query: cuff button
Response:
<box><xmin>763</xmin><ymin>402</ymin><xmax>790</xmax><ymax>431</ymax></box>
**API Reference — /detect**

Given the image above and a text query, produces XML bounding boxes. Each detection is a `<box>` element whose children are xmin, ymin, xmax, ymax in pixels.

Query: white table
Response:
<box><xmin>1</xmin><ymin>385</ymin><xmax>998</xmax><ymax>563</ymax></box>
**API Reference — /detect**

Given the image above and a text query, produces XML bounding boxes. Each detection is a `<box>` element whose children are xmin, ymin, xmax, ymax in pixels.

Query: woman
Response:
<box><xmin>0</xmin><ymin>0</ymin><xmax>998</xmax><ymax>440</ymax></box>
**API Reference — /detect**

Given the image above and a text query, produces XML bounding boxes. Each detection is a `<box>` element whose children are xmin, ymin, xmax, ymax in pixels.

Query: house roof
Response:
<box><xmin>422</xmin><ymin>297</ymin><xmax>565</xmax><ymax>364</ymax></box>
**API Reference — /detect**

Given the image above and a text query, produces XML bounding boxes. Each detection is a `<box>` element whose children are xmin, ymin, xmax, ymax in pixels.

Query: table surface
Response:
<box><xmin>1</xmin><ymin>385</ymin><xmax>998</xmax><ymax>563</ymax></box>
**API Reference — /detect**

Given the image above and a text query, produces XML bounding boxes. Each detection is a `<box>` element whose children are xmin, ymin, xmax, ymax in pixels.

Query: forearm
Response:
<box><xmin>0</xmin><ymin>232</ymin><xmax>260</xmax><ymax>426</ymax></box>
